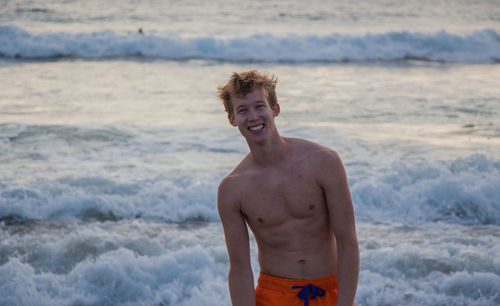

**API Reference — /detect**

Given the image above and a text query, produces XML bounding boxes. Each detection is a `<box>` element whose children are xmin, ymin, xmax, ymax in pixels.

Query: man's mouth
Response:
<box><xmin>248</xmin><ymin>124</ymin><xmax>264</xmax><ymax>131</ymax></box>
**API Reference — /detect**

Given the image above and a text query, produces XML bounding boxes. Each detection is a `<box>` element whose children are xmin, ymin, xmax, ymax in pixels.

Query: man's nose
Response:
<box><xmin>248</xmin><ymin>108</ymin><xmax>259</xmax><ymax>120</ymax></box>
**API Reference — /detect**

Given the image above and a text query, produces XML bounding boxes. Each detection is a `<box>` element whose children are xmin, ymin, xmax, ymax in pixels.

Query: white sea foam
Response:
<box><xmin>357</xmin><ymin>270</ymin><xmax>500</xmax><ymax>306</ymax></box>
<box><xmin>1</xmin><ymin>121</ymin><xmax>499</xmax><ymax>226</ymax></box>
<box><xmin>0</xmin><ymin>221</ymin><xmax>233</xmax><ymax>306</ymax></box>
<box><xmin>2</xmin><ymin>145</ymin><xmax>497</xmax><ymax>225</ymax></box>
<box><xmin>351</xmin><ymin>154</ymin><xmax>500</xmax><ymax>225</ymax></box>
<box><xmin>1</xmin><ymin>25</ymin><xmax>499</xmax><ymax>63</ymax></box>
<box><xmin>356</xmin><ymin>223</ymin><xmax>500</xmax><ymax>306</ymax></box>
<box><xmin>1</xmin><ymin>221</ymin><xmax>498</xmax><ymax>306</ymax></box>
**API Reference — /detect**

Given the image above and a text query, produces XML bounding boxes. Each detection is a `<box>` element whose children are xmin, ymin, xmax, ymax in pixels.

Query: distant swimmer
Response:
<box><xmin>217</xmin><ymin>70</ymin><xmax>359</xmax><ymax>306</ymax></box>
<box><xmin>138</xmin><ymin>27</ymin><xmax>143</xmax><ymax>35</ymax></box>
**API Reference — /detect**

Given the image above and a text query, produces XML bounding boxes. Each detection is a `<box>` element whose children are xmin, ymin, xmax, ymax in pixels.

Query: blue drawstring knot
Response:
<box><xmin>291</xmin><ymin>283</ymin><xmax>326</xmax><ymax>306</ymax></box>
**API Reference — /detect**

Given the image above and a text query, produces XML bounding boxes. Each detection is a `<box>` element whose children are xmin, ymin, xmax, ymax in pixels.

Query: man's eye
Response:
<box><xmin>256</xmin><ymin>105</ymin><xmax>264</xmax><ymax>109</ymax></box>
<box><xmin>238</xmin><ymin>109</ymin><xmax>246</xmax><ymax>113</ymax></box>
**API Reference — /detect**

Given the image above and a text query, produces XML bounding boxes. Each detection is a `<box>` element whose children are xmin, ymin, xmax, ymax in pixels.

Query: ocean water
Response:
<box><xmin>1</xmin><ymin>1</ymin><xmax>500</xmax><ymax>305</ymax></box>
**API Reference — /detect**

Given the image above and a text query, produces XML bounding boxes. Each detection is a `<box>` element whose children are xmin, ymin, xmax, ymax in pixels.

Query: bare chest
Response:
<box><xmin>240</xmin><ymin>170</ymin><xmax>326</xmax><ymax>227</ymax></box>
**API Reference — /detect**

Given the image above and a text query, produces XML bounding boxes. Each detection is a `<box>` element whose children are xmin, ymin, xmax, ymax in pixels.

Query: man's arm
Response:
<box><xmin>320</xmin><ymin>150</ymin><xmax>359</xmax><ymax>306</ymax></box>
<box><xmin>218</xmin><ymin>177</ymin><xmax>255</xmax><ymax>306</ymax></box>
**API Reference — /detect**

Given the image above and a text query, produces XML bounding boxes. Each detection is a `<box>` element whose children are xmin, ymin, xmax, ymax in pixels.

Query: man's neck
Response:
<box><xmin>247</xmin><ymin>131</ymin><xmax>288</xmax><ymax>167</ymax></box>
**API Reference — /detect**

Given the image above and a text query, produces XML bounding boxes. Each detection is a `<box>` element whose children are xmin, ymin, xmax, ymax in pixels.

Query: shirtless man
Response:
<box><xmin>217</xmin><ymin>70</ymin><xmax>359</xmax><ymax>306</ymax></box>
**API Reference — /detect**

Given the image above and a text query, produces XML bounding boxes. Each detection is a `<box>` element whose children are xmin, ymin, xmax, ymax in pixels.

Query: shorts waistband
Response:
<box><xmin>257</xmin><ymin>273</ymin><xmax>338</xmax><ymax>293</ymax></box>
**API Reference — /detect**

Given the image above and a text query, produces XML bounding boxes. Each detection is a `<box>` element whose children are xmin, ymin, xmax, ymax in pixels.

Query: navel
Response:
<box><xmin>298</xmin><ymin>259</ymin><xmax>307</xmax><ymax>276</ymax></box>
<box><xmin>309</xmin><ymin>204</ymin><xmax>315</xmax><ymax>210</ymax></box>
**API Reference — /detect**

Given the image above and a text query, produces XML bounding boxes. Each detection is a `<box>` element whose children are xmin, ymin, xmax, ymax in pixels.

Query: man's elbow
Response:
<box><xmin>336</xmin><ymin>232</ymin><xmax>359</xmax><ymax>254</ymax></box>
<box><xmin>229</xmin><ymin>260</ymin><xmax>252</xmax><ymax>276</ymax></box>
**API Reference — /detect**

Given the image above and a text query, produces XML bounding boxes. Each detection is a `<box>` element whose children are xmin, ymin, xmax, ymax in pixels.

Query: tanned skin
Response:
<box><xmin>218</xmin><ymin>87</ymin><xmax>359</xmax><ymax>306</ymax></box>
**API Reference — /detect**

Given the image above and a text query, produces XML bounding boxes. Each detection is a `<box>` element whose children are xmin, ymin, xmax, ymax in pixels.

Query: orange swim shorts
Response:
<box><xmin>255</xmin><ymin>273</ymin><xmax>343</xmax><ymax>306</ymax></box>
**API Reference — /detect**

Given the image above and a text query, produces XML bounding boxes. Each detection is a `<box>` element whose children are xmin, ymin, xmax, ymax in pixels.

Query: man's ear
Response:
<box><xmin>228</xmin><ymin>113</ymin><xmax>237</xmax><ymax>127</ymax></box>
<box><xmin>272</xmin><ymin>103</ymin><xmax>280</xmax><ymax>117</ymax></box>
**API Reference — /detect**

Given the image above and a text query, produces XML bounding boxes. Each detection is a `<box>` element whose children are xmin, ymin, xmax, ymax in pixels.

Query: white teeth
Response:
<box><xmin>249</xmin><ymin>124</ymin><xmax>264</xmax><ymax>131</ymax></box>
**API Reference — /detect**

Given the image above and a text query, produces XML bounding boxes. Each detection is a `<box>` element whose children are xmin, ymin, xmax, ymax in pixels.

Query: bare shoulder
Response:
<box><xmin>285</xmin><ymin>137</ymin><xmax>342</xmax><ymax>167</ymax></box>
<box><xmin>218</xmin><ymin>172</ymin><xmax>240</xmax><ymax>205</ymax></box>
<box><xmin>217</xmin><ymin>175</ymin><xmax>240</xmax><ymax>221</ymax></box>
<box><xmin>217</xmin><ymin>155</ymin><xmax>252</xmax><ymax>210</ymax></box>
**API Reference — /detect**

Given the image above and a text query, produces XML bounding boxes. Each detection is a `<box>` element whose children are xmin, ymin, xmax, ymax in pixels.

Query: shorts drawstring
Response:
<box><xmin>291</xmin><ymin>283</ymin><xmax>326</xmax><ymax>306</ymax></box>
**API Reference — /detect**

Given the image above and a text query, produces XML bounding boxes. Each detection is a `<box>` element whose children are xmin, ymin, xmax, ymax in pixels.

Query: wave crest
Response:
<box><xmin>1</xmin><ymin>25</ymin><xmax>499</xmax><ymax>63</ymax></box>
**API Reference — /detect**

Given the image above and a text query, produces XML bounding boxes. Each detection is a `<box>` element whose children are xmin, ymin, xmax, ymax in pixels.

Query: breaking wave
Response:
<box><xmin>1</xmin><ymin>25</ymin><xmax>499</xmax><ymax>63</ymax></box>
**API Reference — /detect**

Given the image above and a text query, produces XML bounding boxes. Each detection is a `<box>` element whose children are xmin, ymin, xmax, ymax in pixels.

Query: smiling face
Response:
<box><xmin>229</xmin><ymin>87</ymin><xmax>280</xmax><ymax>144</ymax></box>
